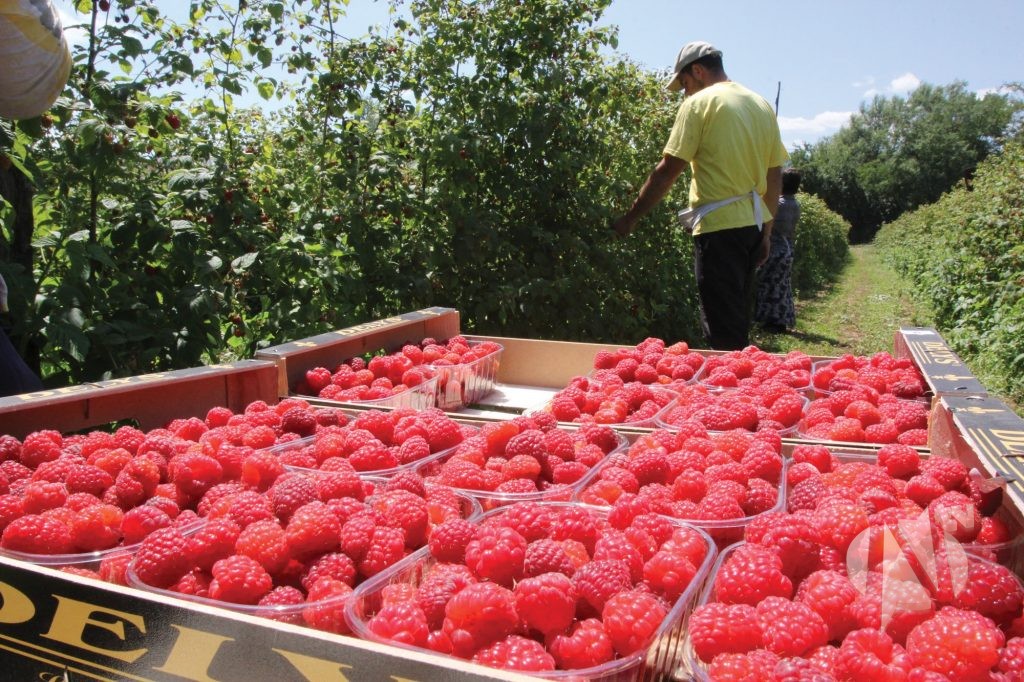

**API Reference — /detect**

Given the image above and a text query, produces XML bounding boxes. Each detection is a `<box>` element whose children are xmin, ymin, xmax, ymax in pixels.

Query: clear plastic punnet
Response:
<box><xmin>345</xmin><ymin>501</ymin><xmax>717</xmax><ymax>681</ymax></box>
<box><xmin>429</xmin><ymin>340</ymin><xmax>504</xmax><ymax>410</ymax></box>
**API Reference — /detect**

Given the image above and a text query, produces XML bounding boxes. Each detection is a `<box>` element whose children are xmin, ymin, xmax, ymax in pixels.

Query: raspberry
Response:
<box><xmin>234</xmin><ymin>519</ymin><xmax>291</xmax><ymax>574</ymax></box>
<box><xmin>813</xmin><ymin>500</ymin><xmax>868</xmax><ymax>553</ymax></box>
<box><xmin>285</xmin><ymin>500</ymin><xmax>341</xmax><ymax>560</ymax></box>
<box><xmin>186</xmin><ymin>517</ymin><xmax>241</xmax><ymax>571</ymax></box>
<box><xmin>849</xmin><ymin>574</ymin><xmax>935</xmax><ymax>645</ymax></box>
<box><xmin>598</xmin><ymin>591</ymin><xmax>667</xmax><ymax>659</ymax></box>
<box><xmin>864</xmin><ymin>420</ymin><xmax>901</xmax><ymax>444</ymax></box>
<box><xmin>594</xmin><ymin>530</ymin><xmax>645</xmax><ymax>583</ymax></box>
<box><xmin>504</xmin><ymin>429</ymin><xmax>545</xmax><ymax>459</ymax></box>
<box><xmin>897</xmin><ymin>429</ymin><xmax>928</xmax><ymax>446</ymax></box>
<box><xmin>416</xmin><ymin>564</ymin><xmax>476</xmax><ymax>630</ymax></box>
<box><xmin>905</xmin><ymin>474</ymin><xmax>946</xmax><ymax>507</ymax></box>
<box><xmin>572</xmin><ymin>560</ymin><xmax>634</xmax><ymax>617</ymax></box>
<box><xmin>369</xmin><ymin>488</ymin><xmax>429</xmax><ymax>548</ymax></box>
<box><xmin>795</xmin><ymin>569</ymin><xmax>859</xmax><ymax>642</ymax></box>
<box><xmin>368</xmin><ymin>602</ymin><xmax>430</xmax><ymax>648</ymax></box>
<box><xmin>428</xmin><ymin>517</ymin><xmax>476</xmax><ymax>564</ymax></box>
<box><xmin>464</xmin><ymin>526</ymin><xmax>526</xmax><ymax>586</ymax></box>
<box><xmin>302</xmin><ymin>578</ymin><xmax>353</xmax><ymax>633</ymax></box>
<box><xmin>64</xmin><ymin>464</ymin><xmax>114</xmax><ymax>497</ymax></box>
<box><xmin>835</xmin><ymin>628</ymin><xmax>909</xmax><ymax>681</ymax></box>
<box><xmin>21</xmin><ymin>480</ymin><xmax>68</xmax><ymax>514</ymax></box>
<box><xmin>0</xmin><ymin>513</ymin><xmax>73</xmax><ymax>555</ymax></box>
<box><xmin>239</xmin><ymin>451</ymin><xmax>285</xmax><ymax>492</ymax></box>
<box><xmin>952</xmin><ymin>559</ymin><xmax>1024</xmax><ymax>627</ymax></box>
<box><xmin>877</xmin><ymin>443</ymin><xmax>921</xmax><ymax>478</ymax></box>
<box><xmin>208</xmin><ymin>554</ymin><xmax>273</xmax><ymax>605</ymax></box>
<box><xmin>20</xmin><ymin>431</ymin><xmax>63</xmax><ymax>469</ymax></box>
<box><xmin>425</xmin><ymin>417</ymin><xmax>464</xmax><ymax>452</ymax></box>
<box><xmin>756</xmin><ymin>596</ymin><xmax>829</xmax><ymax>658</ymax></box>
<box><xmin>120</xmin><ymin>504</ymin><xmax>174</xmax><ymax>545</ymax></box>
<box><xmin>906</xmin><ymin>607</ymin><xmax>1004</xmax><ymax>679</ymax></box>
<box><xmin>523</xmin><ymin>538</ymin><xmax>576</xmax><ymax>578</ymax></box>
<box><xmin>442</xmin><ymin>581</ymin><xmax>519</xmax><ymax>657</ymax></box>
<box><xmin>549</xmin><ymin>505</ymin><xmax>600</xmax><ymax>554</ymax></box>
<box><xmin>548</xmin><ymin>618</ymin><xmax>615</xmax><ymax>670</ymax></box>
<box><xmin>999</xmin><ymin>637</ymin><xmax>1024</xmax><ymax>677</ymax></box>
<box><xmin>267</xmin><ymin>473</ymin><xmax>320</xmax><ymax>524</ymax></box>
<box><xmin>131</xmin><ymin>526</ymin><xmax>192</xmax><ymax>588</ymax></box>
<box><xmin>470</xmin><ymin>634</ymin><xmax>555</xmax><ymax>672</ymax></box>
<box><xmin>514</xmin><ymin>572</ymin><xmax>576</xmax><ymax>636</ymax></box>
<box><xmin>358</xmin><ymin>525</ymin><xmax>406</xmax><ymax>578</ymax></box>
<box><xmin>497</xmin><ymin>501</ymin><xmax>555</xmax><ymax>542</ymax></box>
<box><xmin>744</xmin><ymin>511</ymin><xmax>820</xmax><ymax>581</ymax></box>
<box><xmin>68</xmin><ymin>503</ymin><xmax>123</xmax><ymax>551</ymax></box>
<box><xmin>689</xmin><ymin>602</ymin><xmax>764</xmax><ymax>662</ymax></box>
<box><xmin>715</xmin><ymin>543</ymin><xmax>793</xmax><ymax>605</ymax></box>
<box><xmin>919</xmin><ymin>457</ymin><xmax>967</xmax><ymax>491</ymax></box>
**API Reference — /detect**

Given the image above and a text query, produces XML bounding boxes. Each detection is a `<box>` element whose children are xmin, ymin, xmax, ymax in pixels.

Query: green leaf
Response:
<box><xmin>231</xmin><ymin>252</ymin><xmax>259</xmax><ymax>272</ymax></box>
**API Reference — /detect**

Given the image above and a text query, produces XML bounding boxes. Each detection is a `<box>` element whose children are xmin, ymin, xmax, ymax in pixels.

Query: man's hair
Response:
<box><xmin>685</xmin><ymin>53</ymin><xmax>724</xmax><ymax>76</ymax></box>
<box><xmin>782</xmin><ymin>168</ymin><xmax>802</xmax><ymax>195</ymax></box>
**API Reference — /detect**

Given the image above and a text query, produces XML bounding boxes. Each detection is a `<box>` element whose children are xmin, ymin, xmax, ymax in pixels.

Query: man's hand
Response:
<box><xmin>612</xmin><ymin>215</ymin><xmax>636</xmax><ymax>237</ymax></box>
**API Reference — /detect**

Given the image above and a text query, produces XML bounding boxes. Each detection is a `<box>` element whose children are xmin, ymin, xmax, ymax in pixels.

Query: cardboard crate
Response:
<box><xmin>0</xmin><ymin>556</ymin><xmax>540</xmax><ymax>682</ymax></box>
<box><xmin>0</xmin><ymin>360</ymin><xmax>279</xmax><ymax>439</ymax></box>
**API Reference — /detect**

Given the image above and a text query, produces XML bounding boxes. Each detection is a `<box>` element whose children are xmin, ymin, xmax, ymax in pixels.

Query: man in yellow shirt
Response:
<box><xmin>613</xmin><ymin>41</ymin><xmax>788</xmax><ymax>350</ymax></box>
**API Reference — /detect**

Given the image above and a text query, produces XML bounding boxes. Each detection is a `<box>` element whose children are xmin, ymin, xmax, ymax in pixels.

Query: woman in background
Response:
<box><xmin>754</xmin><ymin>168</ymin><xmax>801</xmax><ymax>333</ymax></box>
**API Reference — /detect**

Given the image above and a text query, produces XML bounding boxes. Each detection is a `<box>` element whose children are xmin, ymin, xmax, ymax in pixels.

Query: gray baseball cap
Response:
<box><xmin>666</xmin><ymin>41</ymin><xmax>722</xmax><ymax>91</ymax></box>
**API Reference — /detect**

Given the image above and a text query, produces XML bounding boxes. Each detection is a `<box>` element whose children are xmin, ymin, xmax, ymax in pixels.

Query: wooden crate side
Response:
<box><xmin>895</xmin><ymin>326</ymin><xmax>988</xmax><ymax>396</ymax></box>
<box><xmin>256</xmin><ymin>307</ymin><xmax>461</xmax><ymax>397</ymax></box>
<box><xmin>0</xmin><ymin>360</ymin><xmax>279</xmax><ymax>438</ymax></box>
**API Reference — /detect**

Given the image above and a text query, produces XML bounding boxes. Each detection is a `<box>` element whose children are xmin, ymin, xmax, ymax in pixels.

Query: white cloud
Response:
<box><xmin>860</xmin><ymin>72</ymin><xmax>921</xmax><ymax>100</ymax></box>
<box><xmin>779</xmin><ymin>110</ymin><xmax>853</xmax><ymax>147</ymax></box>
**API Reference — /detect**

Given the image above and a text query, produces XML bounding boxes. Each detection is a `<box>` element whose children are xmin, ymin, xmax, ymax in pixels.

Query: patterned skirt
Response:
<box><xmin>754</xmin><ymin>234</ymin><xmax>796</xmax><ymax>329</ymax></box>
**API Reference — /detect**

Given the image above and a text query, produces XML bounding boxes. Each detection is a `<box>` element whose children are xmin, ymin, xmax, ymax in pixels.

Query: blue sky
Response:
<box><xmin>56</xmin><ymin>0</ymin><xmax>1023</xmax><ymax>149</ymax></box>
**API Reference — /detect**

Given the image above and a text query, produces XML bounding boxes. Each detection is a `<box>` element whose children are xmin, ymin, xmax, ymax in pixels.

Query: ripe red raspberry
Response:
<box><xmin>714</xmin><ymin>543</ymin><xmax>793</xmax><ymax>605</ymax></box>
<box><xmin>301</xmin><ymin>578</ymin><xmax>353</xmax><ymax>634</ymax></box>
<box><xmin>549</xmin><ymin>505</ymin><xmax>601</xmax><ymax>554</ymax></box>
<box><xmin>1</xmin><ymin>513</ymin><xmax>74</xmax><ymax>554</ymax></box>
<box><xmin>297</xmin><ymin>554</ymin><xmax>355</xmax><ymax>595</ymax></box>
<box><xmin>68</xmin><ymin>503</ymin><xmax>123</xmax><ymax>551</ymax></box>
<box><xmin>795</xmin><ymin>569</ymin><xmax>859</xmax><ymax>642</ymax></box>
<box><xmin>864</xmin><ymin>420</ymin><xmax>901</xmax><ymax>444</ymax></box>
<box><xmin>425</xmin><ymin>417</ymin><xmax>464</xmax><ymax>452</ymax></box>
<box><xmin>999</xmin><ymin>637</ymin><xmax>1024</xmax><ymax>677</ymax></box>
<box><xmin>234</xmin><ymin>519</ymin><xmax>291</xmax><ymax>574</ymax></box>
<box><xmin>905</xmin><ymin>474</ymin><xmax>946</xmax><ymax>507</ymax></box>
<box><xmin>64</xmin><ymin>464</ymin><xmax>114</xmax><ymax>497</ymax></box>
<box><xmin>358</xmin><ymin>525</ymin><xmax>406</xmax><ymax>578</ymax></box>
<box><xmin>523</xmin><ymin>538</ymin><xmax>576</xmax><ymax>578</ymax></box>
<box><xmin>20</xmin><ymin>431</ymin><xmax>63</xmax><ymax>469</ymax></box>
<box><xmin>464</xmin><ymin>526</ymin><xmax>526</xmax><ymax>586</ymax></box>
<box><xmin>952</xmin><ymin>559</ymin><xmax>1024</xmax><ymax>627</ymax></box>
<box><xmin>640</xmin><ymin>549</ymin><xmax>696</xmax><ymax>602</ymax></box>
<box><xmin>514</xmin><ymin>572</ymin><xmax>576</xmax><ymax>637</ymax></box>
<box><xmin>906</xmin><ymin>607</ymin><xmax>1004</xmax><ymax>679</ymax></box>
<box><xmin>835</xmin><ymin>628</ymin><xmax>909</xmax><ymax>680</ymax></box>
<box><xmin>813</xmin><ymin>500</ymin><xmax>868</xmax><ymax>553</ymax></box>
<box><xmin>471</xmin><ymin>634</ymin><xmax>555</xmax><ymax>672</ymax></box>
<box><xmin>368</xmin><ymin>602</ymin><xmax>430</xmax><ymax>648</ymax></box>
<box><xmin>744</xmin><ymin>511</ymin><xmax>820</xmax><ymax>581</ymax></box>
<box><xmin>20</xmin><ymin>480</ymin><xmax>67</xmax><ymax>514</ymax></box>
<box><xmin>120</xmin><ymin>504</ymin><xmax>173</xmax><ymax>545</ymax></box>
<box><xmin>573</xmin><ymin>559</ymin><xmax>634</xmax><ymax>618</ymax></box>
<box><xmin>593</xmin><ymin>530</ymin><xmax>645</xmax><ymax>583</ymax></box>
<box><xmin>689</xmin><ymin>602</ymin><xmax>764</xmax><ymax>662</ymax></box>
<box><xmin>849</xmin><ymin>574</ymin><xmax>934</xmax><ymax>645</ymax></box>
<box><xmin>131</xmin><ymin>526</ymin><xmax>192</xmax><ymax>588</ymax></box>
<box><xmin>504</xmin><ymin>429</ymin><xmax>545</xmax><ymax>460</ymax></box>
<box><xmin>285</xmin><ymin>501</ymin><xmax>340</xmax><ymax>560</ymax></box>
<box><xmin>428</xmin><ymin>517</ymin><xmax>476</xmax><ymax>563</ymax></box>
<box><xmin>876</xmin><ymin>443</ymin><xmax>921</xmax><ymax>478</ymax></box>
<box><xmin>208</xmin><ymin>554</ymin><xmax>273</xmax><ymax>605</ymax></box>
<box><xmin>599</xmin><ymin>589</ymin><xmax>666</xmax><ymax>658</ymax></box>
<box><xmin>368</xmin><ymin>488</ymin><xmax>429</xmax><ymax>548</ymax></box>
<box><xmin>442</xmin><ymin>581</ymin><xmax>519</xmax><ymax>657</ymax></box>
<box><xmin>497</xmin><ymin>501</ymin><xmax>555</xmax><ymax>542</ymax></box>
<box><xmin>267</xmin><ymin>473</ymin><xmax>319</xmax><ymax>524</ymax></box>
<box><xmin>897</xmin><ymin>429</ymin><xmax>928</xmax><ymax>446</ymax></box>
<box><xmin>186</xmin><ymin>517</ymin><xmax>241</xmax><ymax>571</ymax></box>
<box><xmin>239</xmin><ymin>451</ymin><xmax>285</xmax><ymax>492</ymax></box>
<box><xmin>549</xmin><ymin>618</ymin><xmax>615</xmax><ymax>669</ymax></box>
<box><xmin>756</xmin><ymin>596</ymin><xmax>829</xmax><ymax>658</ymax></box>
<box><xmin>919</xmin><ymin>456</ymin><xmax>967</xmax><ymax>491</ymax></box>
<box><xmin>415</xmin><ymin>564</ymin><xmax>476</xmax><ymax>630</ymax></box>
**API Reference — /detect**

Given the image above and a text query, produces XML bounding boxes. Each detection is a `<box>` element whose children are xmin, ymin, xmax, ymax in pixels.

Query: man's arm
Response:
<box><xmin>755</xmin><ymin>165</ymin><xmax>783</xmax><ymax>266</ymax></box>
<box><xmin>612</xmin><ymin>155</ymin><xmax>688</xmax><ymax>236</ymax></box>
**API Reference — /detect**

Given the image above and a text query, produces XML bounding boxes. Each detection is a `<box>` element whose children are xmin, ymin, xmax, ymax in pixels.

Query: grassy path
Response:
<box><xmin>750</xmin><ymin>243</ymin><xmax>933</xmax><ymax>356</ymax></box>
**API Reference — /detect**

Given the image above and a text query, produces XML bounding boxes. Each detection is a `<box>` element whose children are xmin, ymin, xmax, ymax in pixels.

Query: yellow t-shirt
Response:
<box><xmin>663</xmin><ymin>81</ymin><xmax>789</xmax><ymax>235</ymax></box>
